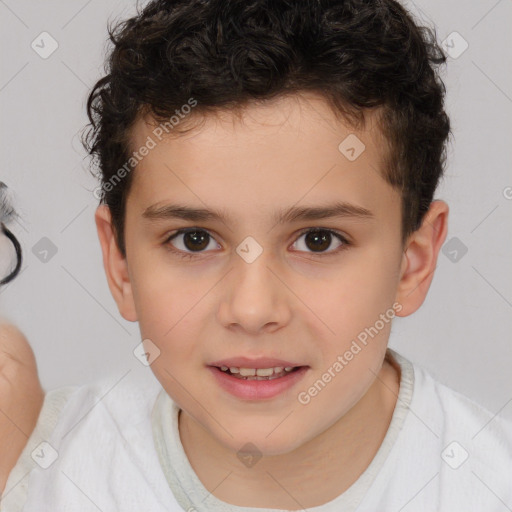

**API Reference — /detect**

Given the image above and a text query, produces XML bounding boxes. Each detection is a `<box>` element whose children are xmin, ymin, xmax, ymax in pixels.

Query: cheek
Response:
<box><xmin>135</xmin><ymin>283</ymin><xmax>205</xmax><ymax>412</ymax></box>
<box><xmin>295</xmin><ymin>254</ymin><xmax>399</xmax><ymax>423</ymax></box>
<box><xmin>129</xmin><ymin>248</ymin><xmax>197</xmax><ymax>336</ymax></box>
<box><xmin>129</xmin><ymin>255</ymin><xmax>210</xmax><ymax>362</ymax></box>
<box><xmin>300</xmin><ymin>246</ymin><xmax>400</xmax><ymax>341</ymax></box>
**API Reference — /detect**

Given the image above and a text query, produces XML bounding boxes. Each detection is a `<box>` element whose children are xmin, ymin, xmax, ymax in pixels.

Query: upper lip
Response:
<box><xmin>208</xmin><ymin>357</ymin><xmax>305</xmax><ymax>369</ymax></box>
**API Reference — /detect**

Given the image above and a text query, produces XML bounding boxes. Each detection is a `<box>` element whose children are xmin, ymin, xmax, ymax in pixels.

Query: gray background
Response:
<box><xmin>1</xmin><ymin>0</ymin><xmax>511</xmax><ymax>421</ymax></box>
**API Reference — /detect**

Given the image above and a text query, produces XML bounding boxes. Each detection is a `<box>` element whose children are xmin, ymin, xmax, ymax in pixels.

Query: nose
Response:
<box><xmin>217</xmin><ymin>249</ymin><xmax>292</xmax><ymax>335</ymax></box>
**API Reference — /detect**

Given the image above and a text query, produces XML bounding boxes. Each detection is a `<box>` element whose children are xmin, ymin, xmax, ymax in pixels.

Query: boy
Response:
<box><xmin>2</xmin><ymin>0</ymin><xmax>512</xmax><ymax>510</ymax></box>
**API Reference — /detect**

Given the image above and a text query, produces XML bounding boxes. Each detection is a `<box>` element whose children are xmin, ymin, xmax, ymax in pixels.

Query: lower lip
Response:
<box><xmin>207</xmin><ymin>366</ymin><xmax>309</xmax><ymax>400</ymax></box>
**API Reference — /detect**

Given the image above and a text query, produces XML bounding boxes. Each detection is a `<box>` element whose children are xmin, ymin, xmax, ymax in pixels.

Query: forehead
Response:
<box><xmin>126</xmin><ymin>93</ymin><xmax>396</xmax><ymax>224</ymax></box>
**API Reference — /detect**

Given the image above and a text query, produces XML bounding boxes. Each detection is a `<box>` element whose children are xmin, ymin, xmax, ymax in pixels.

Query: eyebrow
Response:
<box><xmin>142</xmin><ymin>201</ymin><xmax>374</xmax><ymax>225</ymax></box>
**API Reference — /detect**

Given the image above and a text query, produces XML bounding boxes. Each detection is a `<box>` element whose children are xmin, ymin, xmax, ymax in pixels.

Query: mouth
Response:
<box><xmin>207</xmin><ymin>360</ymin><xmax>309</xmax><ymax>400</ymax></box>
<box><xmin>214</xmin><ymin>365</ymin><xmax>303</xmax><ymax>380</ymax></box>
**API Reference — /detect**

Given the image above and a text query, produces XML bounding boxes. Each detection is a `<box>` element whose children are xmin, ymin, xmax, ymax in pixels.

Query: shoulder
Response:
<box><xmin>374</xmin><ymin>350</ymin><xmax>512</xmax><ymax>510</ymax></box>
<box><xmin>408</xmin><ymin>353</ymin><xmax>512</xmax><ymax>451</ymax></box>
<box><xmin>420</xmin><ymin>358</ymin><xmax>512</xmax><ymax>507</ymax></box>
<box><xmin>55</xmin><ymin>367</ymin><xmax>163</xmax><ymax>429</ymax></box>
<box><xmin>1</xmin><ymin>385</ymin><xmax>77</xmax><ymax>510</ymax></box>
<box><xmin>402</xmin><ymin>350</ymin><xmax>512</xmax><ymax>510</ymax></box>
<box><xmin>2</xmin><ymin>369</ymin><xmax>175</xmax><ymax>512</ymax></box>
<box><xmin>40</xmin><ymin>367</ymin><xmax>164</xmax><ymax>464</ymax></box>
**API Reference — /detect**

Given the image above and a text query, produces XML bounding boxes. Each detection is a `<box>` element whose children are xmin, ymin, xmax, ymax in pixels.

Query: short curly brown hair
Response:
<box><xmin>83</xmin><ymin>0</ymin><xmax>451</xmax><ymax>257</ymax></box>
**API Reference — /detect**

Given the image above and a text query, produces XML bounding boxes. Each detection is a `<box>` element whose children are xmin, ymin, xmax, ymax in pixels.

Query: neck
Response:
<box><xmin>179</xmin><ymin>353</ymin><xmax>400</xmax><ymax>510</ymax></box>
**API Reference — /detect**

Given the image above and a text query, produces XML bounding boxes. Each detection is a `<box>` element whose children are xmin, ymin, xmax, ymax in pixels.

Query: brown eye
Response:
<box><xmin>292</xmin><ymin>228</ymin><xmax>348</xmax><ymax>254</ymax></box>
<box><xmin>182</xmin><ymin>230</ymin><xmax>210</xmax><ymax>251</ymax></box>
<box><xmin>167</xmin><ymin>229</ymin><xmax>219</xmax><ymax>253</ymax></box>
<box><xmin>304</xmin><ymin>230</ymin><xmax>331</xmax><ymax>252</ymax></box>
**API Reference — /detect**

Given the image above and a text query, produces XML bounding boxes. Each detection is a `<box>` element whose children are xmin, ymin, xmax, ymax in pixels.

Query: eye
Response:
<box><xmin>165</xmin><ymin>228</ymin><xmax>220</xmax><ymax>258</ymax></box>
<box><xmin>291</xmin><ymin>228</ymin><xmax>349</xmax><ymax>255</ymax></box>
<box><xmin>163</xmin><ymin>227</ymin><xmax>350</xmax><ymax>260</ymax></box>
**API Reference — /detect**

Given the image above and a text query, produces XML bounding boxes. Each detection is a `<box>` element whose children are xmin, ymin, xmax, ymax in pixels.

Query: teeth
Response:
<box><xmin>255</xmin><ymin>368</ymin><xmax>273</xmax><ymax>377</ymax></box>
<box><xmin>239</xmin><ymin>368</ymin><xmax>256</xmax><ymax>377</ymax></box>
<box><xmin>219</xmin><ymin>365</ymin><xmax>297</xmax><ymax>379</ymax></box>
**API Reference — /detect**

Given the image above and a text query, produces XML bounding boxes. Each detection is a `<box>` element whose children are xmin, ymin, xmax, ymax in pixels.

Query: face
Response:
<box><xmin>97</xmin><ymin>92</ymin><xmax>446</xmax><ymax>456</ymax></box>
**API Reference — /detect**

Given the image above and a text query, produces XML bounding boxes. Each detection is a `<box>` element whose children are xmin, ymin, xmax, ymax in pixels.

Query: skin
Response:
<box><xmin>96</xmin><ymin>92</ymin><xmax>448</xmax><ymax>509</ymax></box>
<box><xmin>0</xmin><ymin>321</ymin><xmax>44</xmax><ymax>494</ymax></box>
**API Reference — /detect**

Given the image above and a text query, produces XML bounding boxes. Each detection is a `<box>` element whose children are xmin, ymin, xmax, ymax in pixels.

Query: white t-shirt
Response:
<box><xmin>1</xmin><ymin>349</ymin><xmax>511</xmax><ymax>511</ymax></box>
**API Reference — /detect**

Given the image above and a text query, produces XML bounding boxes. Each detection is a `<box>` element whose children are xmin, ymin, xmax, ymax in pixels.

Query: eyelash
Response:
<box><xmin>163</xmin><ymin>227</ymin><xmax>351</xmax><ymax>260</ymax></box>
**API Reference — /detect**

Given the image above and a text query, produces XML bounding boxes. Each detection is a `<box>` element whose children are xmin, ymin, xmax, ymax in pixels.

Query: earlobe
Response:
<box><xmin>395</xmin><ymin>200</ymin><xmax>449</xmax><ymax>317</ymax></box>
<box><xmin>94</xmin><ymin>205</ymin><xmax>138</xmax><ymax>322</ymax></box>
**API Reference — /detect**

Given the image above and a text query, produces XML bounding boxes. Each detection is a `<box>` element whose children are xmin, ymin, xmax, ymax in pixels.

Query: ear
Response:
<box><xmin>94</xmin><ymin>205</ymin><xmax>138</xmax><ymax>322</ymax></box>
<box><xmin>395</xmin><ymin>200</ymin><xmax>449</xmax><ymax>317</ymax></box>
